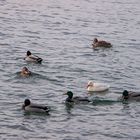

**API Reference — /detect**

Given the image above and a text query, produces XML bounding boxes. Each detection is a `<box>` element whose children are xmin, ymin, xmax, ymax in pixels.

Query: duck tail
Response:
<box><xmin>44</xmin><ymin>106</ymin><xmax>50</xmax><ymax>113</ymax></box>
<box><xmin>37</xmin><ymin>58</ymin><xmax>43</xmax><ymax>63</ymax></box>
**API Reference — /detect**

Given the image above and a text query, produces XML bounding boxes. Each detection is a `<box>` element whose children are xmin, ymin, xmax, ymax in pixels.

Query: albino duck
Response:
<box><xmin>24</xmin><ymin>51</ymin><xmax>43</xmax><ymax>63</ymax></box>
<box><xmin>87</xmin><ymin>81</ymin><xmax>110</xmax><ymax>92</ymax></box>
<box><xmin>121</xmin><ymin>90</ymin><xmax>140</xmax><ymax>101</ymax></box>
<box><xmin>22</xmin><ymin>99</ymin><xmax>50</xmax><ymax>113</ymax></box>
<box><xmin>92</xmin><ymin>38</ymin><xmax>112</xmax><ymax>48</ymax></box>
<box><xmin>20</xmin><ymin>67</ymin><xmax>31</xmax><ymax>77</ymax></box>
<box><xmin>63</xmin><ymin>91</ymin><xmax>91</xmax><ymax>103</ymax></box>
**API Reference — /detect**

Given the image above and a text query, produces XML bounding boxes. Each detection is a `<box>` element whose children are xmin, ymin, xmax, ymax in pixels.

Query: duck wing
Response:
<box><xmin>36</xmin><ymin>57</ymin><xmax>43</xmax><ymax>63</ymax></box>
<box><xmin>30</xmin><ymin>105</ymin><xmax>49</xmax><ymax>112</ymax></box>
<box><xmin>29</xmin><ymin>55</ymin><xmax>39</xmax><ymax>60</ymax></box>
<box><xmin>25</xmin><ymin>55</ymin><xmax>42</xmax><ymax>63</ymax></box>
<box><xmin>131</xmin><ymin>93</ymin><xmax>140</xmax><ymax>97</ymax></box>
<box><xmin>97</xmin><ymin>41</ymin><xmax>112</xmax><ymax>47</ymax></box>
<box><xmin>88</xmin><ymin>83</ymin><xmax>109</xmax><ymax>92</ymax></box>
<box><xmin>31</xmin><ymin>55</ymin><xmax>43</xmax><ymax>63</ymax></box>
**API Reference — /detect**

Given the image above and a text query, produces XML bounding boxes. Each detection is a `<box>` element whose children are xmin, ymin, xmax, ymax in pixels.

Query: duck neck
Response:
<box><xmin>66</xmin><ymin>97</ymin><xmax>73</xmax><ymax>102</ymax></box>
<box><xmin>124</xmin><ymin>95</ymin><xmax>129</xmax><ymax>100</ymax></box>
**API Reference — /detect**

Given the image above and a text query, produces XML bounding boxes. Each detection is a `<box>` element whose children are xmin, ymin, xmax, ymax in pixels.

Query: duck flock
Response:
<box><xmin>21</xmin><ymin>38</ymin><xmax>140</xmax><ymax>114</ymax></box>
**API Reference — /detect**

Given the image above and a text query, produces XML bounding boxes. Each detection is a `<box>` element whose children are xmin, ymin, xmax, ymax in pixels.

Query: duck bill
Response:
<box><xmin>63</xmin><ymin>93</ymin><xmax>67</xmax><ymax>95</ymax></box>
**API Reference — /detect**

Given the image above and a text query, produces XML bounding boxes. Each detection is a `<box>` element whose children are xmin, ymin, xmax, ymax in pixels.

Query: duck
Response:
<box><xmin>63</xmin><ymin>91</ymin><xmax>91</xmax><ymax>103</ymax></box>
<box><xmin>92</xmin><ymin>38</ymin><xmax>112</xmax><ymax>48</ymax></box>
<box><xmin>121</xmin><ymin>90</ymin><xmax>140</xmax><ymax>101</ymax></box>
<box><xmin>24</xmin><ymin>51</ymin><xmax>43</xmax><ymax>63</ymax></box>
<box><xmin>20</xmin><ymin>67</ymin><xmax>31</xmax><ymax>77</ymax></box>
<box><xmin>87</xmin><ymin>81</ymin><xmax>110</xmax><ymax>92</ymax></box>
<box><xmin>22</xmin><ymin>99</ymin><xmax>50</xmax><ymax>113</ymax></box>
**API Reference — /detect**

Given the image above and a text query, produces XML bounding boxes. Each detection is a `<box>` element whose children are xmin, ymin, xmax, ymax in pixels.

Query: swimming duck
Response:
<box><xmin>24</xmin><ymin>51</ymin><xmax>43</xmax><ymax>63</ymax></box>
<box><xmin>22</xmin><ymin>99</ymin><xmax>50</xmax><ymax>113</ymax></box>
<box><xmin>92</xmin><ymin>38</ymin><xmax>112</xmax><ymax>48</ymax></box>
<box><xmin>121</xmin><ymin>90</ymin><xmax>140</xmax><ymax>101</ymax></box>
<box><xmin>63</xmin><ymin>91</ymin><xmax>91</xmax><ymax>103</ymax></box>
<box><xmin>87</xmin><ymin>81</ymin><xmax>110</xmax><ymax>92</ymax></box>
<box><xmin>20</xmin><ymin>67</ymin><xmax>31</xmax><ymax>77</ymax></box>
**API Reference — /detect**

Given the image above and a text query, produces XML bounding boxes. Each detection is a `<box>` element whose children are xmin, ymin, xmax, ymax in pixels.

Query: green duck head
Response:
<box><xmin>122</xmin><ymin>90</ymin><xmax>129</xmax><ymax>99</ymax></box>
<box><xmin>64</xmin><ymin>91</ymin><xmax>73</xmax><ymax>99</ymax></box>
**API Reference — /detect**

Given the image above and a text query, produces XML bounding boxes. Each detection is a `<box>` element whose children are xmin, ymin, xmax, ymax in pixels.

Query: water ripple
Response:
<box><xmin>0</xmin><ymin>0</ymin><xmax>140</xmax><ymax>139</ymax></box>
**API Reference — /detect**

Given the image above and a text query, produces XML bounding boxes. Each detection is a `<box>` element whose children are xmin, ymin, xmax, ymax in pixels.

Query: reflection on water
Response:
<box><xmin>65</xmin><ymin>103</ymin><xmax>74</xmax><ymax>115</ymax></box>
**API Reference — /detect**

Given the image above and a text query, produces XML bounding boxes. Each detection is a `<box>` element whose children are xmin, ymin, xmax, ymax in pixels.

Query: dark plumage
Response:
<box><xmin>20</xmin><ymin>67</ymin><xmax>31</xmax><ymax>77</ymax></box>
<box><xmin>64</xmin><ymin>91</ymin><xmax>91</xmax><ymax>103</ymax></box>
<box><xmin>92</xmin><ymin>38</ymin><xmax>112</xmax><ymax>48</ymax></box>
<box><xmin>122</xmin><ymin>90</ymin><xmax>140</xmax><ymax>101</ymax></box>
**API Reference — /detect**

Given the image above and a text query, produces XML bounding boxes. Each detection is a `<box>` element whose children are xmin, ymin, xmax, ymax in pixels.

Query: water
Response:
<box><xmin>0</xmin><ymin>0</ymin><xmax>140</xmax><ymax>139</ymax></box>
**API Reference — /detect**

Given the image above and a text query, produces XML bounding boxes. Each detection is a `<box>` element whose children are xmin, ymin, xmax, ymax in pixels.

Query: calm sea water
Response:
<box><xmin>0</xmin><ymin>0</ymin><xmax>140</xmax><ymax>139</ymax></box>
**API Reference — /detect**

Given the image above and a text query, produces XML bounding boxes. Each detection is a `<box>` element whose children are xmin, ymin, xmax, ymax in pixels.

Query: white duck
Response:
<box><xmin>24</xmin><ymin>51</ymin><xmax>43</xmax><ymax>63</ymax></box>
<box><xmin>22</xmin><ymin>99</ymin><xmax>49</xmax><ymax>113</ymax></box>
<box><xmin>87</xmin><ymin>81</ymin><xmax>110</xmax><ymax>92</ymax></box>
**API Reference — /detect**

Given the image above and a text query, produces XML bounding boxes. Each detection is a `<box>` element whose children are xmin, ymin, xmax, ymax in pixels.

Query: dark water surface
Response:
<box><xmin>0</xmin><ymin>0</ymin><xmax>140</xmax><ymax>139</ymax></box>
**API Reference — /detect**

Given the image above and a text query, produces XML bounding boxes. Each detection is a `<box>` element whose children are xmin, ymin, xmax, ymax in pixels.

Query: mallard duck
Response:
<box><xmin>24</xmin><ymin>51</ymin><xmax>43</xmax><ymax>63</ymax></box>
<box><xmin>20</xmin><ymin>67</ymin><xmax>31</xmax><ymax>77</ymax></box>
<box><xmin>22</xmin><ymin>99</ymin><xmax>50</xmax><ymax>113</ymax></box>
<box><xmin>63</xmin><ymin>91</ymin><xmax>91</xmax><ymax>103</ymax></box>
<box><xmin>121</xmin><ymin>90</ymin><xmax>140</xmax><ymax>101</ymax></box>
<box><xmin>92</xmin><ymin>38</ymin><xmax>112</xmax><ymax>48</ymax></box>
<box><xmin>87</xmin><ymin>81</ymin><xmax>110</xmax><ymax>92</ymax></box>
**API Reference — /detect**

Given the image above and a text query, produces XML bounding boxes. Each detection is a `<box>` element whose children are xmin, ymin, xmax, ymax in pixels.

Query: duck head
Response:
<box><xmin>22</xmin><ymin>99</ymin><xmax>31</xmax><ymax>110</ymax></box>
<box><xmin>93</xmin><ymin>38</ymin><xmax>98</xmax><ymax>44</ymax></box>
<box><xmin>87</xmin><ymin>81</ymin><xmax>94</xmax><ymax>88</ymax></box>
<box><xmin>24</xmin><ymin>99</ymin><xmax>31</xmax><ymax>106</ymax></box>
<box><xmin>64</xmin><ymin>91</ymin><xmax>73</xmax><ymax>99</ymax></box>
<box><xmin>21</xmin><ymin>67</ymin><xmax>31</xmax><ymax>75</ymax></box>
<box><xmin>27</xmin><ymin>51</ymin><xmax>32</xmax><ymax>56</ymax></box>
<box><xmin>122</xmin><ymin>90</ymin><xmax>129</xmax><ymax>99</ymax></box>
